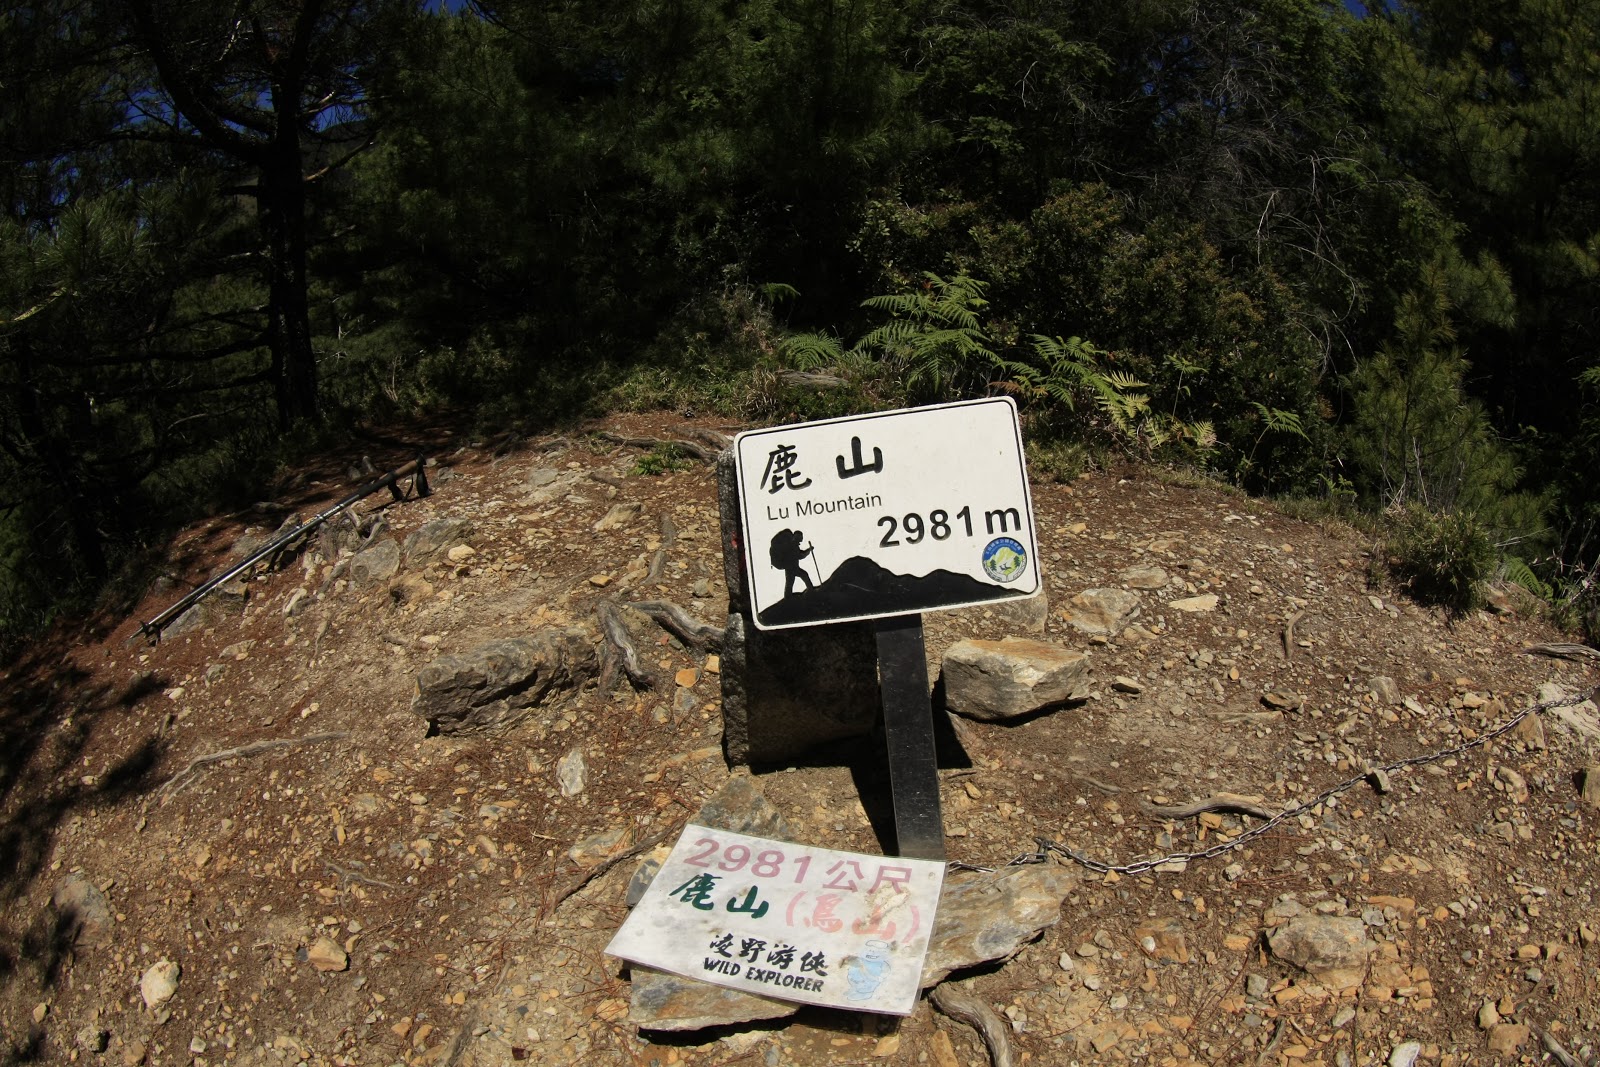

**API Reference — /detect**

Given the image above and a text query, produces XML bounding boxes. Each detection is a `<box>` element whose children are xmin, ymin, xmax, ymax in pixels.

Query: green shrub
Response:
<box><xmin>1389</xmin><ymin>507</ymin><xmax>1494</xmax><ymax>612</ymax></box>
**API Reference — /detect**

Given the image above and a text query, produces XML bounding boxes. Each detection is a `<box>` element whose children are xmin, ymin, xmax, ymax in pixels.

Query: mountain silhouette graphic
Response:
<box><xmin>758</xmin><ymin>555</ymin><xmax>1024</xmax><ymax>627</ymax></box>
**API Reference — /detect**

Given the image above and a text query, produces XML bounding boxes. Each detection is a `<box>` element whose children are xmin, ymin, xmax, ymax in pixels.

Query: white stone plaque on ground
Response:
<box><xmin>734</xmin><ymin>397</ymin><xmax>1040</xmax><ymax>630</ymax></box>
<box><xmin>606</xmin><ymin>825</ymin><xmax>945</xmax><ymax>1015</ymax></box>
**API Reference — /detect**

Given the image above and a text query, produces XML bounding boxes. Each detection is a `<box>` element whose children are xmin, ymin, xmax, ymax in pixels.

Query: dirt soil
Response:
<box><xmin>2</xmin><ymin>411</ymin><xmax>1598</xmax><ymax>1067</ymax></box>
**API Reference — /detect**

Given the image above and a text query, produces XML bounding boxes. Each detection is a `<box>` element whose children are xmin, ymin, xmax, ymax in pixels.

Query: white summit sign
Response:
<box><xmin>734</xmin><ymin>397</ymin><xmax>1040</xmax><ymax>630</ymax></box>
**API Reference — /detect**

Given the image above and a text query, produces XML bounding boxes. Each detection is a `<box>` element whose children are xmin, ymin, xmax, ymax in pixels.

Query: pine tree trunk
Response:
<box><xmin>260</xmin><ymin>140</ymin><xmax>319</xmax><ymax>428</ymax></box>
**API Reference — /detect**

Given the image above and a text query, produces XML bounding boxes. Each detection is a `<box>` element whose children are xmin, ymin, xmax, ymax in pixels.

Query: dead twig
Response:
<box><xmin>323</xmin><ymin>860</ymin><xmax>397</xmax><ymax>890</ymax></box>
<box><xmin>930</xmin><ymin>982</ymin><xmax>1014</xmax><ymax>1067</ymax></box>
<box><xmin>596</xmin><ymin>599</ymin><xmax>655</xmax><ymax>691</ymax></box>
<box><xmin>1282</xmin><ymin>609</ymin><xmax>1304</xmax><ymax>661</ymax></box>
<box><xmin>627</xmin><ymin>600</ymin><xmax>725</xmax><ymax>652</ymax></box>
<box><xmin>161</xmin><ymin>731</ymin><xmax>348</xmax><ymax>800</ymax></box>
<box><xmin>1068</xmin><ymin>770</ymin><xmax>1121</xmax><ymax>795</ymax></box>
<box><xmin>1254</xmin><ymin>1017</ymin><xmax>1288</xmax><ymax>1067</ymax></box>
<box><xmin>1145</xmin><ymin>792</ymin><xmax>1276</xmax><ymax>821</ymax></box>
<box><xmin>1524</xmin><ymin>642</ymin><xmax>1600</xmax><ymax>663</ymax></box>
<box><xmin>1531</xmin><ymin>1025</ymin><xmax>1587</xmax><ymax>1067</ymax></box>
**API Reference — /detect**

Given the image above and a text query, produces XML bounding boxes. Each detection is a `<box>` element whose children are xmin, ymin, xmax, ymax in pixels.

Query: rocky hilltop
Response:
<box><xmin>2</xmin><ymin>412</ymin><xmax>1597</xmax><ymax>1067</ymax></box>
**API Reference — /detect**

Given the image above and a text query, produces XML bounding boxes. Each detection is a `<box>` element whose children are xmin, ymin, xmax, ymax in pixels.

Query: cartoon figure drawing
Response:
<box><xmin>768</xmin><ymin>528</ymin><xmax>816</xmax><ymax>596</ymax></box>
<box><xmin>844</xmin><ymin>941</ymin><xmax>893</xmax><ymax>1002</ymax></box>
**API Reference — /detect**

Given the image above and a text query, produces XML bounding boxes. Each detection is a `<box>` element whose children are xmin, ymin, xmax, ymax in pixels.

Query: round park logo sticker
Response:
<box><xmin>981</xmin><ymin>537</ymin><xmax>1027</xmax><ymax>583</ymax></box>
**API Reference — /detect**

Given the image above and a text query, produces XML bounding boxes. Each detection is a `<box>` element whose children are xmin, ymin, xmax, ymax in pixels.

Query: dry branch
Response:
<box><xmin>1524</xmin><ymin>642</ymin><xmax>1600</xmax><ymax>663</ymax></box>
<box><xmin>1282</xmin><ymin>609</ymin><xmax>1305</xmax><ymax>661</ymax></box>
<box><xmin>161</xmin><ymin>731</ymin><xmax>348</xmax><ymax>800</ymax></box>
<box><xmin>1145</xmin><ymin>792</ymin><xmax>1277</xmax><ymax>821</ymax></box>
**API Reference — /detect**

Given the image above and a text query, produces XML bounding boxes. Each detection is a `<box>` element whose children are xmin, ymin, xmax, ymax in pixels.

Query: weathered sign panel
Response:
<box><xmin>605</xmin><ymin>825</ymin><xmax>945</xmax><ymax>1015</ymax></box>
<box><xmin>734</xmin><ymin>398</ymin><xmax>1039</xmax><ymax>630</ymax></box>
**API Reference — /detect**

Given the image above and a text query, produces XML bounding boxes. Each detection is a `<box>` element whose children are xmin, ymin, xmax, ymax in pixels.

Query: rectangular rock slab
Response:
<box><xmin>941</xmin><ymin>638</ymin><xmax>1089</xmax><ymax>721</ymax></box>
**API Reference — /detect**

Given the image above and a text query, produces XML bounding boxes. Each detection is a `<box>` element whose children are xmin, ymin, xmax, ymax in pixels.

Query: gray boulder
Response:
<box><xmin>411</xmin><ymin>628</ymin><xmax>597</xmax><ymax>733</ymax></box>
<box><xmin>402</xmin><ymin>517</ymin><xmax>473</xmax><ymax>566</ymax></box>
<box><xmin>350</xmin><ymin>538</ymin><xmax>401</xmax><ymax>587</ymax></box>
<box><xmin>941</xmin><ymin>637</ymin><xmax>1089</xmax><ymax>721</ymax></box>
<box><xmin>51</xmin><ymin>873</ymin><xmax>113</xmax><ymax>946</ymax></box>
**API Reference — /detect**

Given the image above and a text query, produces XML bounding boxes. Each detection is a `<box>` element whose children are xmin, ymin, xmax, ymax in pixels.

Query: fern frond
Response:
<box><xmin>778</xmin><ymin>332</ymin><xmax>847</xmax><ymax>371</ymax></box>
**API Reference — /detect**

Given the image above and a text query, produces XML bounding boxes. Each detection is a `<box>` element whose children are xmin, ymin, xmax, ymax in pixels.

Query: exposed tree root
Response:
<box><xmin>161</xmin><ymin>732</ymin><xmax>349</xmax><ymax>801</ymax></box>
<box><xmin>597</xmin><ymin>599</ymin><xmax>656</xmax><ymax>691</ymax></box>
<box><xmin>931</xmin><ymin>982</ymin><xmax>1014</xmax><ymax>1067</ymax></box>
<box><xmin>628</xmin><ymin>600</ymin><xmax>724</xmax><ymax>652</ymax></box>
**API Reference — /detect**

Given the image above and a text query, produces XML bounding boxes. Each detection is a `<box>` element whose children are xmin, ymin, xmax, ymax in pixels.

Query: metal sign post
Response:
<box><xmin>874</xmin><ymin>614</ymin><xmax>945</xmax><ymax>861</ymax></box>
<box><xmin>731</xmin><ymin>398</ymin><xmax>1040</xmax><ymax>859</ymax></box>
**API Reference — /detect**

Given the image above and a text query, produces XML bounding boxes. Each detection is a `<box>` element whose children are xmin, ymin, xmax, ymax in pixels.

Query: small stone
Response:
<box><xmin>1111</xmin><ymin>676</ymin><xmax>1142</xmax><ymax>694</ymax></box>
<box><xmin>122</xmin><ymin>1039</ymin><xmax>147</xmax><ymax>1066</ymax></box>
<box><xmin>307</xmin><ymin>936</ymin><xmax>348</xmax><ymax>972</ymax></box>
<box><xmin>75</xmin><ymin>1025</ymin><xmax>109</xmax><ymax>1053</ymax></box>
<box><xmin>1262</xmin><ymin>692</ymin><xmax>1304</xmax><ymax>710</ymax></box>
<box><xmin>1134</xmin><ymin>916</ymin><xmax>1189</xmax><ymax>962</ymax></box>
<box><xmin>1387</xmin><ymin>1040</ymin><xmax>1422</xmax><ymax>1067</ymax></box>
<box><xmin>675</xmin><ymin>667</ymin><xmax>700</xmax><ymax>688</ymax></box>
<box><xmin>1267</xmin><ymin>916</ymin><xmax>1374</xmax><ymax>991</ymax></box>
<box><xmin>140</xmin><ymin>959</ymin><xmax>180</xmax><ymax>1010</ymax></box>
<box><xmin>1477</xmin><ymin>1001</ymin><xmax>1500</xmax><ymax>1029</ymax></box>
<box><xmin>921</xmin><ymin>865</ymin><xmax>1079</xmax><ymax>987</ymax></box>
<box><xmin>593</xmin><ymin>503</ymin><xmax>642</xmax><ymax>532</ymax></box>
<box><xmin>557</xmin><ymin>747</ymin><xmax>588</xmax><ymax>796</ymax></box>
<box><xmin>445</xmin><ymin>543</ymin><xmax>477</xmax><ymax>563</ymax></box>
<box><xmin>1369</xmin><ymin>676</ymin><xmax>1401</xmax><ymax>705</ymax></box>
<box><xmin>1245</xmin><ymin>974</ymin><xmax>1269</xmax><ymax>999</ymax></box>
<box><xmin>189</xmin><ymin>1036</ymin><xmax>208</xmax><ymax>1054</ymax></box>
<box><xmin>1119</xmin><ymin>563</ymin><xmax>1169</xmax><ymax>589</ymax></box>
<box><xmin>31</xmin><ymin>1002</ymin><xmax>47</xmax><ymax>1024</ymax></box>
<box><xmin>51</xmin><ymin>874</ymin><xmax>113</xmax><ymax>946</ymax></box>
<box><xmin>1060</xmin><ymin>588</ymin><xmax>1141</xmax><ymax>636</ymax></box>
<box><xmin>570</xmin><ymin>827</ymin><xmax>635</xmax><ymax>868</ymax></box>
<box><xmin>350</xmin><ymin>538</ymin><xmax>401</xmax><ymax>586</ymax></box>
<box><xmin>1580</xmin><ymin>766</ymin><xmax>1600</xmax><ymax>809</ymax></box>
<box><xmin>1487</xmin><ymin>1023</ymin><xmax>1529</xmax><ymax>1054</ymax></box>
<box><xmin>589</xmin><ymin>573</ymin><xmax>613</xmax><ymax>587</ymax></box>
<box><xmin>1167</xmin><ymin>594</ymin><xmax>1219</xmax><ymax>613</ymax></box>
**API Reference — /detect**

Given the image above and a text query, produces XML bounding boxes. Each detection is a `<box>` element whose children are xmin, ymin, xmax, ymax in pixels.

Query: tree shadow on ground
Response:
<box><xmin>0</xmin><ymin>642</ymin><xmax>169</xmax><ymax>1060</ymax></box>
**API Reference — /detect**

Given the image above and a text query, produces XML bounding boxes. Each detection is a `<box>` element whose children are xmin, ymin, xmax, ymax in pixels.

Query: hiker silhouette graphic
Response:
<box><xmin>768</xmin><ymin>529</ymin><xmax>816</xmax><ymax>597</ymax></box>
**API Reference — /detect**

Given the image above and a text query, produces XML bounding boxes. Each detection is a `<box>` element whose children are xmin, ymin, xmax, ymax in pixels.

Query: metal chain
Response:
<box><xmin>949</xmin><ymin>688</ymin><xmax>1596</xmax><ymax>877</ymax></box>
